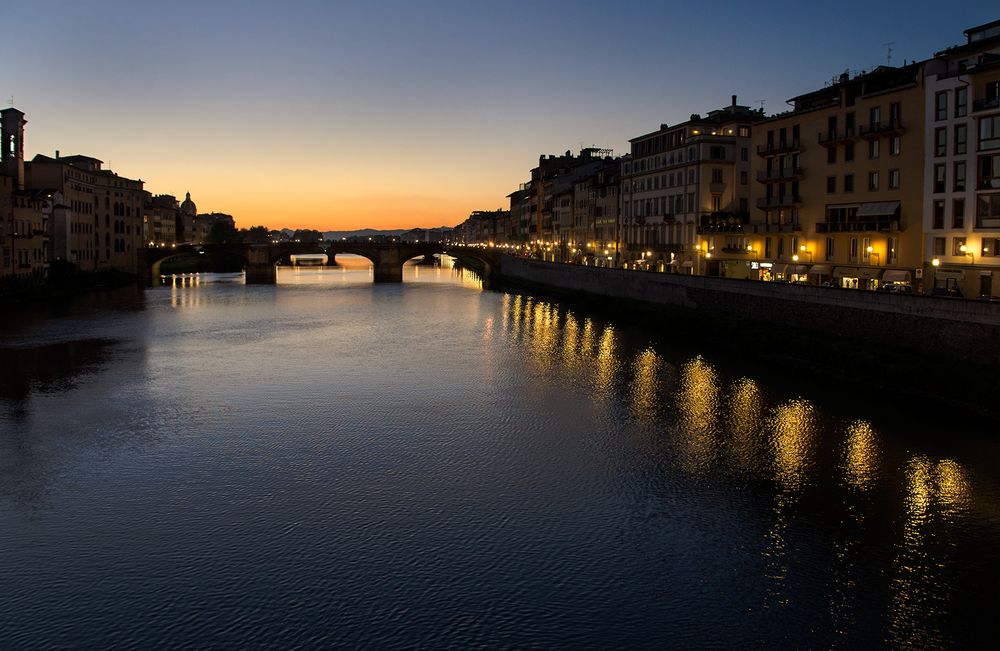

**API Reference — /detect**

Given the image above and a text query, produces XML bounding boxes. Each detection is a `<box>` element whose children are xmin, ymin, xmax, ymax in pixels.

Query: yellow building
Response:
<box><xmin>747</xmin><ymin>65</ymin><xmax>926</xmax><ymax>289</ymax></box>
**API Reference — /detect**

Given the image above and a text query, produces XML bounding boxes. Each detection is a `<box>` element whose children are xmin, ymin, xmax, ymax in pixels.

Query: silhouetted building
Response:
<box><xmin>144</xmin><ymin>193</ymin><xmax>180</xmax><ymax>246</ymax></box>
<box><xmin>1</xmin><ymin>108</ymin><xmax>49</xmax><ymax>282</ymax></box>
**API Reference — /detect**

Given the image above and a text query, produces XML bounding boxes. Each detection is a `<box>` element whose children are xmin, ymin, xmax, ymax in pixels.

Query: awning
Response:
<box><xmin>808</xmin><ymin>264</ymin><xmax>832</xmax><ymax>276</ymax></box>
<box><xmin>857</xmin><ymin>267</ymin><xmax>882</xmax><ymax>280</ymax></box>
<box><xmin>833</xmin><ymin>267</ymin><xmax>859</xmax><ymax>278</ymax></box>
<box><xmin>882</xmin><ymin>269</ymin><xmax>912</xmax><ymax>283</ymax></box>
<box><xmin>981</xmin><ymin>270</ymin><xmax>994</xmax><ymax>277</ymax></box>
<box><xmin>935</xmin><ymin>269</ymin><xmax>965</xmax><ymax>281</ymax></box>
<box><xmin>771</xmin><ymin>263</ymin><xmax>788</xmax><ymax>275</ymax></box>
<box><xmin>856</xmin><ymin>201</ymin><xmax>901</xmax><ymax>217</ymax></box>
<box><xmin>791</xmin><ymin>265</ymin><xmax>808</xmax><ymax>274</ymax></box>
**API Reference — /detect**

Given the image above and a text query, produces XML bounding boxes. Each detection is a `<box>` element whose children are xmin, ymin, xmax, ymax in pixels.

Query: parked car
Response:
<box><xmin>880</xmin><ymin>283</ymin><xmax>913</xmax><ymax>294</ymax></box>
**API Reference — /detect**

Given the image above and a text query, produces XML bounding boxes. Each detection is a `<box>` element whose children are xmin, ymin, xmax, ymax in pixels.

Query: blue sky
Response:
<box><xmin>1</xmin><ymin>0</ymin><xmax>996</xmax><ymax>229</ymax></box>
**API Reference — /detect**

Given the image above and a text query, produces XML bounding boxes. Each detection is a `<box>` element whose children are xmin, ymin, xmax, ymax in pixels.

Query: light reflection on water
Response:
<box><xmin>1</xmin><ymin>265</ymin><xmax>998</xmax><ymax>648</ymax></box>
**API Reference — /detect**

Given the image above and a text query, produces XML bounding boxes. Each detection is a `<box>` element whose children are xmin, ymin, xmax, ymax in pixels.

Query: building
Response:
<box><xmin>26</xmin><ymin>149</ymin><xmax>145</xmax><ymax>275</ymax></box>
<box><xmin>193</xmin><ymin>211</ymin><xmax>235</xmax><ymax>243</ymax></box>
<box><xmin>923</xmin><ymin>20</ymin><xmax>1000</xmax><ymax>298</ymax></box>
<box><xmin>1</xmin><ymin>107</ymin><xmax>49</xmax><ymax>283</ymax></box>
<box><xmin>621</xmin><ymin>97</ymin><xmax>763</xmax><ymax>272</ymax></box>
<box><xmin>747</xmin><ymin>65</ymin><xmax>926</xmax><ymax>288</ymax></box>
<box><xmin>144</xmin><ymin>193</ymin><xmax>180</xmax><ymax>246</ymax></box>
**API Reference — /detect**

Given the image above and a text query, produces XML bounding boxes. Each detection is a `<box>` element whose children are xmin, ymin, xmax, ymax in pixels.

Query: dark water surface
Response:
<box><xmin>2</xmin><ymin>260</ymin><xmax>999</xmax><ymax>649</ymax></box>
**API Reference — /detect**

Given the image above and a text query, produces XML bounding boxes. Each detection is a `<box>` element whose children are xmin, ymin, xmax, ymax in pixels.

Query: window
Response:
<box><xmin>845</xmin><ymin>142</ymin><xmax>855</xmax><ymax>161</ymax></box>
<box><xmin>825</xmin><ymin>237</ymin><xmax>834</xmax><ymax>261</ymax></box>
<box><xmin>980</xmin><ymin>116</ymin><xmax>1000</xmax><ymax>150</ymax></box>
<box><xmin>862</xmin><ymin>236</ymin><xmax>871</xmax><ymax>261</ymax></box>
<box><xmin>827</xmin><ymin>176</ymin><xmax>836</xmax><ymax>193</ymax></box>
<box><xmin>936</xmin><ymin>91</ymin><xmax>948</xmax><ymax>121</ymax></box>
<box><xmin>955</xmin><ymin>124</ymin><xmax>967</xmax><ymax>155</ymax></box>
<box><xmin>981</xmin><ymin>153</ymin><xmax>1000</xmax><ymax>189</ymax></box>
<box><xmin>868</xmin><ymin>171</ymin><xmax>879</xmax><ymax>191</ymax></box>
<box><xmin>956</xmin><ymin>87</ymin><xmax>968</xmax><ymax>117</ymax></box>
<box><xmin>953</xmin><ymin>236</ymin><xmax>967</xmax><ymax>256</ymax></box>
<box><xmin>933</xmin><ymin>200</ymin><xmax>945</xmax><ymax>228</ymax></box>
<box><xmin>778</xmin><ymin>238</ymin><xmax>785</xmax><ymax>257</ymax></box>
<box><xmin>711</xmin><ymin>168</ymin><xmax>723</xmax><ymax>183</ymax></box>
<box><xmin>739</xmin><ymin>197</ymin><xmax>748</xmax><ymax>214</ymax></box>
<box><xmin>765</xmin><ymin>237</ymin><xmax>772</xmax><ymax>258</ymax></box>
<box><xmin>740</xmin><ymin>147</ymin><xmax>748</xmax><ymax>161</ymax></box>
<box><xmin>935</xmin><ymin>128</ymin><xmax>947</xmax><ymax>157</ymax></box>
<box><xmin>844</xmin><ymin>174</ymin><xmax>854</xmax><ymax>192</ymax></box>
<box><xmin>870</xmin><ymin>106</ymin><xmax>881</xmax><ymax>127</ymax></box>
<box><xmin>954</xmin><ymin>162</ymin><xmax>966</xmax><ymax>192</ymax></box>
<box><xmin>983</xmin><ymin>238</ymin><xmax>999</xmax><ymax>257</ymax></box>
<box><xmin>712</xmin><ymin>196</ymin><xmax>721</xmax><ymax>212</ymax></box>
<box><xmin>870</xmin><ymin>138</ymin><xmax>880</xmax><ymax>159</ymax></box>
<box><xmin>888</xmin><ymin>169</ymin><xmax>900</xmax><ymax>189</ymax></box>
<box><xmin>887</xmin><ymin>237</ymin><xmax>898</xmax><ymax>264</ymax></box>
<box><xmin>889</xmin><ymin>136</ymin><xmax>900</xmax><ymax>156</ymax></box>
<box><xmin>739</xmin><ymin>126</ymin><xmax>750</xmax><ymax>138</ymax></box>
<box><xmin>934</xmin><ymin>164</ymin><xmax>946</xmax><ymax>193</ymax></box>
<box><xmin>953</xmin><ymin>198</ymin><xmax>965</xmax><ymax>229</ymax></box>
<box><xmin>828</xmin><ymin>146</ymin><xmax>837</xmax><ymax>164</ymax></box>
<box><xmin>850</xmin><ymin>237</ymin><xmax>859</xmax><ymax>261</ymax></box>
<box><xmin>890</xmin><ymin>102</ymin><xmax>901</xmax><ymax>124</ymax></box>
<box><xmin>933</xmin><ymin>237</ymin><xmax>946</xmax><ymax>256</ymax></box>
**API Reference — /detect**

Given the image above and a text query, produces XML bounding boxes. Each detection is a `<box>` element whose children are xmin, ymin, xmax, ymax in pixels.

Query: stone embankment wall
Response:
<box><xmin>498</xmin><ymin>256</ymin><xmax>1000</xmax><ymax>364</ymax></box>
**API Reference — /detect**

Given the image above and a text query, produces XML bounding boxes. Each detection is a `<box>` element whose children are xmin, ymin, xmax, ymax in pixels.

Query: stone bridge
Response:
<box><xmin>146</xmin><ymin>242</ymin><xmax>500</xmax><ymax>284</ymax></box>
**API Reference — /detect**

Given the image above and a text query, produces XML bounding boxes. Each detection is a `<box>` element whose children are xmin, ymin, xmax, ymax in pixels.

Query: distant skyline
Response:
<box><xmin>2</xmin><ymin>1</ymin><xmax>997</xmax><ymax>230</ymax></box>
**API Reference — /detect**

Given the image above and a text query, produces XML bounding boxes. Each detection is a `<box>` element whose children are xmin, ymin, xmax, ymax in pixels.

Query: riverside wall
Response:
<box><xmin>497</xmin><ymin>256</ymin><xmax>1000</xmax><ymax>365</ymax></box>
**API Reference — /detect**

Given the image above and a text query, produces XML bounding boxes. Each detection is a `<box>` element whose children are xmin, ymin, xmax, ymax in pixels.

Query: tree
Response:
<box><xmin>242</xmin><ymin>225</ymin><xmax>270</xmax><ymax>244</ymax></box>
<box><xmin>205</xmin><ymin>220</ymin><xmax>241</xmax><ymax>244</ymax></box>
<box><xmin>292</xmin><ymin>229</ymin><xmax>323</xmax><ymax>243</ymax></box>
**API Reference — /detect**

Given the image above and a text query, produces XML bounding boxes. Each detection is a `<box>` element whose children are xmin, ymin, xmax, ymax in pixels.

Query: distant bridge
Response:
<box><xmin>146</xmin><ymin>242</ymin><xmax>500</xmax><ymax>284</ymax></box>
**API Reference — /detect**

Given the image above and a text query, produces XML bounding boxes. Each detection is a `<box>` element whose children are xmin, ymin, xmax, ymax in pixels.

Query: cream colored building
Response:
<box><xmin>621</xmin><ymin>97</ymin><xmax>762</xmax><ymax>272</ymax></box>
<box><xmin>747</xmin><ymin>65</ymin><xmax>926</xmax><ymax>288</ymax></box>
<box><xmin>923</xmin><ymin>20</ymin><xmax>1000</xmax><ymax>298</ymax></box>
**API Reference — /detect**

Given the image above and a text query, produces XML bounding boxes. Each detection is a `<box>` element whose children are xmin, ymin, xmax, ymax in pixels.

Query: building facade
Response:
<box><xmin>144</xmin><ymin>193</ymin><xmax>180</xmax><ymax>246</ymax></box>
<box><xmin>1</xmin><ymin>108</ymin><xmax>49</xmax><ymax>283</ymax></box>
<box><xmin>621</xmin><ymin>97</ymin><xmax>762</xmax><ymax>272</ymax></box>
<box><xmin>746</xmin><ymin>66</ymin><xmax>926</xmax><ymax>288</ymax></box>
<box><xmin>923</xmin><ymin>20</ymin><xmax>1000</xmax><ymax>298</ymax></box>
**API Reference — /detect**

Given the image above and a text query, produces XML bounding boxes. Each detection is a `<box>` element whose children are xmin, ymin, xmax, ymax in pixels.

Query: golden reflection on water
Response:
<box><xmin>888</xmin><ymin>455</ymin><xmax>971</xmax><ymax>648</ymax></box>
<box><xmin>770</xmin><ymin>399</ymin><xmax>817</xmax><ymax>493</ymax></box>
<box><xmin>726</xmin><ymin>377</ymin><xmax>763</xmax><ymax>474</ymax></box>
<box><xmin>675</xmin><ymin>357</ymin><xmax>720</xmax><ymax>473</ymax></box>
<box><xmin>843</xmin><ymin>420</ymin><xmax>879</xmax><ymax>492</ymax></box>
<box><xmin>629</xmin><ymin>348</ymin><xmax>662</xmax><ymax>422</ymax></box>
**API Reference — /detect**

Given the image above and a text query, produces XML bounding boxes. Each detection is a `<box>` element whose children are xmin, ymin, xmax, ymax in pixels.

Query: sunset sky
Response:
<box><xmin>2</xmin><ymin>1</ymin><xmax>996</xmax><ymax>231</ymax></box>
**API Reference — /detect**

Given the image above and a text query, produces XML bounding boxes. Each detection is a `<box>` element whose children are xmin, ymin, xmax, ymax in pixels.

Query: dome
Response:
<box><xmin>180</xmin><ymin>191</ymin><xmax>197</xmax><ymax>215</ymax></box>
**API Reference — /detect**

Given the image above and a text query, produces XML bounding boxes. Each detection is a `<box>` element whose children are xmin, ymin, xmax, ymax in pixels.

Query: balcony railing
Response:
<box><xmin>748</xmin><ymin>221</ymin><xmax>801</xmax><ymax>233</ymax></box>
<box><xmin>973</xmin><ymin>97</ymin><xmax>1000</xmax><ymax>113</ymax></box>
<box><xmin>976</xmin><ymin>217</ymin><xmax>1000</xmax><ymax>229</ymax></box>
<box><xmin>859</xmin><ymin>119</ymin><xmax>903</xmax><ymax>139</ymax></box>
<box><xmin>756</xmin><ymin>139</ymin><xmax>802</xmax><ymax>157</ymax></box>
<box><xmin>756</xmin><ymin>195</ymin><xmax>802</xmax><ymax>209</ymax></box>
<box><xmin>756</xmin><ymin>166</ymin><xmax>802</xmax><ymax>183</ymax></box>
<box><xmin>818</xmin><ymin>128</ymin><xmax>856</xmax><ymax>146</ymax></box>
<box><xmin>815</xmin><ymin>219</ymin><xmax>900</xmax><ymax>233</ymax></box>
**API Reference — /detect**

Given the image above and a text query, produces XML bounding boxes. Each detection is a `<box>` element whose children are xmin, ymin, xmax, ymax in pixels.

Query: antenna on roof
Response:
<box><xmin>883</xmin><ymin>41</ymin><xmax>895</xmax><ymax>66</ymax></box>
<box><xmin>756</xmin><ymin>99</ymin><xmax>766</xmax><ymax>112</ymax></box>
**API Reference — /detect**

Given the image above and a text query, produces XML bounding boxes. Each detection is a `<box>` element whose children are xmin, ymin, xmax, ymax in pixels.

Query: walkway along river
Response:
<box><xmin>1</xmin><ymin>259</ymin><xmax>999</xmax><ymax>647</ymax></box>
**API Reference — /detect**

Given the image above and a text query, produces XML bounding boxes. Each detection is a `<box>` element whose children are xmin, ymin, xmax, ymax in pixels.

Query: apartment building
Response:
<box><xmin>27</xmin><ymin>151</ymin><xmax>145</xmax><ymax>275</ymax></box>
<box><xmin>144</xmin><ymin>193</ymin><xmax>180</xmax><ymax>246</ymax></box>
<box><xmin>924</xmin><ymin>20</ymin><xmax>1000</xmax><ymax>298</ymax></box>
<box><xmin>621</xmin><ymin>97</ymin><xmax>762</xmax><ymax>272</ymax></box>
<box><xmin>746</xmin><ymin>65</ymin><xmax>926</xmax><ymax>288</ymax></box>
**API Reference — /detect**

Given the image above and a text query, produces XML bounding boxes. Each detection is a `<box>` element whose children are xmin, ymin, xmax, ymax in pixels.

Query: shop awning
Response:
<box><xmin>857</xmin><ymin>267</ymin><xmax>882</xmax><ymax>280</ymax></box>
<box><xmin>808</xmin><ymin>264</ymin><xmax>832</xmax><ymax>276</ymax></box>
<box><xmin>882</xmin><ymin>269</ymin><xmax>912</xmax><ymax>283</ymax></box>
<box><xmin>833</xmin><ymin>267</ymin><xmax>859</xmax><ymax>278</ymax></box>
<box><xmin>771</xmin><ymin>263</ymin><xmax>788</xmax><ymax>275</ymax></box>
<box><xmin>856</xmin><ymin>201</ymin><xmax>900</xmax><ymax>217</ymax></box>
<box><xmin>791</xmin><ymin>265</ymin><xmax>808</xmax><ymax>274</ymax></box>
<box><xmin>935</xmin><ymin>268</ymin><xmax>965</xmax><ymax>281</ymax></box>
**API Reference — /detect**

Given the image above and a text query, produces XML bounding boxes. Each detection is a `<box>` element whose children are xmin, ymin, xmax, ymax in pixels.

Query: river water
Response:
<box><xmin>1</xmin><ymin>257</ymin><xmax>998</xmax><ymax>648</ymax></box>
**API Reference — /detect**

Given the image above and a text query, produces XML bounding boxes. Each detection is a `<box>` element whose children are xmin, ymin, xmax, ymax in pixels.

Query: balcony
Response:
<box><xmin>756</xmin><ymin>139</ymin><xmax>802</xmax><ymax>157</ymax></box>
<box><xmin>756</xmin><ymin>166</ymin><xmax>802</xmax><ymax>183</ymax></box>
<box><xmin>748</xmin><ymin>221</ymin><xmax>801</xmax><ymax>233</ymax></box>
<box><xmin>756</xmin><ymin>195</ymin><xmax>802</xmax><ymax>209</ymax></box>
<box><xmin>818</xmin><ymin>128</ymin><xmax>856</xmax><ymax>147</ymax></box>
<box><xmin>697</xmin><ymin>212</ymin><xmax>750</xmax><ymax>234</ymax></box>
<box><xmin>973</xmin><ymin>96</ymin><xmax>1000</xmax><ymax>113</ymax></box>
<box><xmin>709</xmin><ymin>181</ymin><xmax>726</xmax><ymax>194</ymax></box>
<box><xmin>859</xmin><ymin>120</ymin><xmax>903</xmax><ymax>139</ymax></box>
<box><xmin>976</xmin><ymin>217</ymin><xmax>1000</xmax><ymax>229</ymax></box>
<box><xmin>815</xmin><ymin>219</ymin><xmax>900</xmax><ymax>233</ymax></box>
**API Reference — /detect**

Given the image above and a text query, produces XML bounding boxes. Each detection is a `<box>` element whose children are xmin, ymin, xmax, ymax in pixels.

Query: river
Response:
<box><xmin>1</xmin><ymin>257</ymin><xmax>998</xmax><ymax>648</ymax></box>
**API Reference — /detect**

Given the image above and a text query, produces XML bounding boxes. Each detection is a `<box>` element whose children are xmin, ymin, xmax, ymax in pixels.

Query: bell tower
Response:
<box><xmin>1</xmin><ymin>107</ymin><xmax>26</xmax><ymax>190</ymax></box>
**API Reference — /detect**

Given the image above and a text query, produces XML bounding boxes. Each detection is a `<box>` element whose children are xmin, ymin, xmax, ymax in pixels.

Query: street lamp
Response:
<box><xmin>798</xmin><ymin>244</ymin><xmax>813</xmax><ymax>262</ymax></box>
<box><xmin>866</xmin><ymin>245</ymin><xmax>880</xmax><ymax>266</ymax></box>
<box><xmin>960</xmin><ymin>244</ymin><xmax>975</xmax><ymax>265</ymax></box>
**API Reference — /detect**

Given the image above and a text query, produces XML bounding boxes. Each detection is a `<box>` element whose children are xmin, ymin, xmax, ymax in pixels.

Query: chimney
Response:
<box><xmin>731</xmin><ymin>94</ymin><xmax>737</xmax><ymax>113</ymax></box>
<box><xmin>55</xmin><ymin>149</ymin><xmax>59</xmax><ymax>159</ymax></box>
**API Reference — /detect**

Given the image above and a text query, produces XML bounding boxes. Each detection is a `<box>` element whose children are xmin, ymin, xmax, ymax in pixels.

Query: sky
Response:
<box><xmin>2</xmin><ymin>0</ymin><xmax>997</xmax><ymax>231</ymax></box>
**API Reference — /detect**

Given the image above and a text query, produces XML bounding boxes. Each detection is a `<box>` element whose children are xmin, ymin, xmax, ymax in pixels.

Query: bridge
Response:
<box><xmin>146</xmin><ymin>241</ymin><xmax>500</xmax><ymax>284</ymax></box>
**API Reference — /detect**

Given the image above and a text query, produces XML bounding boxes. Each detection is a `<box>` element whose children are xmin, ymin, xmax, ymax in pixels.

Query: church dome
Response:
<box><xmin>180</xmin><ymin>191</ymin><xmax>197</xmax><ymax>215</ymax></box>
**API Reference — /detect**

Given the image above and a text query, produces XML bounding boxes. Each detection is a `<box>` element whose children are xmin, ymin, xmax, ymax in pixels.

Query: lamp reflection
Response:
<box><xmin>675</xmin><ymin>356</ymin><xmax>720</xmax><ymax>473</ymax></box>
